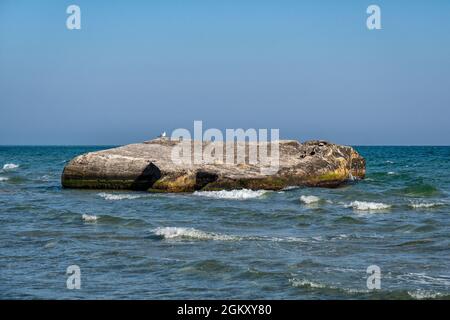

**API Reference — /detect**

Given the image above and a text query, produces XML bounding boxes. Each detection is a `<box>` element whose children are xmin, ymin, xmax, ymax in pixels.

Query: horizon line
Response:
<box><xmin>1</xmin><ymin>144</ymin><xmax>450</xmax><ymax>147</ymax></box>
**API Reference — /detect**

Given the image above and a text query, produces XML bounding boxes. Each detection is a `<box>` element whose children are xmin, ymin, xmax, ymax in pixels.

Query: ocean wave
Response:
<box><xmin>282</xmin><ymin>186</ymin><xmax>299</xmax><ymax>191</ymax></box>
<box><xmin>289</xmin><ymin>278</ymin><xmax>369</xmax><ymax>294</ymax></box>
<box><xmin>409</xmin><ymin>201</ymin><xmax>445</xmax><ymax>209</ymax></box>
<box><xmin>388</xmin><ymin>171</ymin><xmax>395</xmax><ymax>175</ymax></box>
<box><xmin>153</xmin><ymin>227</ymin><xmax>239</xmax><ymax>241</ymax></box>
<box><xmin>0</xmin><ymin>177</ymin><xmax>9</xmax><ymax>182</ymax></box>
<box><xmin>193</xmin><ymin>189</ymin><xmax>268</xmax><ymax>200</ymax></box>
<box><xmin>346</xmin><ymin>201</ymin><xmax>391</xmax><ymax>211</ymax></box>
<box><xmin>2</xmin><ymin>163</ymin><xmax>19</xmax><ymax>171</ymax></box>
<box><xmin>152</xmin><ymin>227</ymin><xmax>311</xmax><ymax>243</ymax></box>
<box><xmin>98</xmin><ymin>192</ymin><xmax>144</xmax><ymax>201</ymax></box>
<box><xmin>82</xmin><ymin>214</ymin><xmax>98</xmax><ymax>222</ymax></box>
<box><xmin>408</xmin><ymin>290</ymin><xmax>448</xmax><ymax>300</ymax></box>
<box><xmin>402</xmin><ymin>183</ymin><xmax>440</xmax><ymax>197</ymax></box>
<box><xmin>290</xmin><ymin>277</ymin><xmax>449</xmax><ymax>299</ymax></box>
<box><xmin>289</xmin><ymin>278</ymin><xmax>327</xmax><ymax>289</ymax></box>
<box><xmin>299</xmin><ymin>195</ymin><xmax>321</xmax><ymax>204</ymax></box>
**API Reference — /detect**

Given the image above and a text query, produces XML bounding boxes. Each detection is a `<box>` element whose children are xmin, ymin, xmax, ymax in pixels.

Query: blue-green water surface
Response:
<box><xmin>0</xmin><ymin>146</ymin><xmax>449</xmax><ymax>299</ymax></box>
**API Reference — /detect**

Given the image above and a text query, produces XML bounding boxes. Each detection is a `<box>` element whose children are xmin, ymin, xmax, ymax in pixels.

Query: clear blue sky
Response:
<box><xmin>1</xmin><ymin>0</ymin><xmax>449</xmax><ymax>145</ymax></box>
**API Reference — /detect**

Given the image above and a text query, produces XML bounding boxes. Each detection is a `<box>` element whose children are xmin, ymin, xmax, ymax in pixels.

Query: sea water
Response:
<box><xmin>0</xmin><ymin>146</ymin><xmax>449</xmax><ymax>299</ymax></box>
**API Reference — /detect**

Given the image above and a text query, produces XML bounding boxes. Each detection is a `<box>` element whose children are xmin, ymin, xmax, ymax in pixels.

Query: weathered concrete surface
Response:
<box><xmin>61</xmin><ymin>139</ymin><xmax>365</xmax><ymax>192</ymax></box>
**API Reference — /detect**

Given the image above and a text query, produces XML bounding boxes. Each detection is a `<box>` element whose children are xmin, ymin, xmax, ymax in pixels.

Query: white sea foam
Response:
<box><xmin>98</xmin><ymin>192</ymin><xmax>143</xmax><ymax>201</ymax></box>
<box><xmin>44</xmin><ymin>241</ymin><xmax>58</xmax><ymax>248</ymax></box>
<box><xmin>300</xmin><ymin>195</ymin><xmax>321</xmax><ymax>204</ymax></box>
<box><xmin>282</xmin><ymin>186</ymin><xmax>299</xmax><ymax>191</ymax></box>
<box><xmin>346</xmin><ymin>201</ymin><xmax>391</xmax><ymax>211</ymax></box>
<box><xmin>408</xmin><ymin>290</ymin><xmax>446</xmax><ymax>300</ymax></box>
<box><xmin>0</xmin><ymin>177</ymin><xmax>9</xmax><ymax>182</ymax></box>
<box><xmin>82</xmin><ymin>214</ymin><xmax>98</xmax><ymax>222</ymax></box>
<box><xmin>388</xmin><ymin>171</ymin><xmax>395</xmax><ymax>175</ymax></box>
<box><xmin>332</xmin><ymin>234</ymin><xmax>349</xmax><ymax>240</ymax></box>
<box><xmin>153</xmin><ymin>227</ymin><xmax>312</xmax><ymax>243</ymax></box>
<box><xmin>409</xmin><ymin>201</ymin><xmax>445</xmax><ymax>209</ymax></box>
<box><xmin>38</xmin><ymin>175</ymin><xmax>52</xmax><ymax>181</ymax></box>
<box><xmin>386</xmin><ymin>160</ymin><xmax>394</xmax><ymax>164</ymax></box>
<box><xmin>2</xmin><ymin>163</ymin><xmax>19</xmax><ymax>171</ymax></box>
<box><xmin>193</xmin><ymin>189</ymin><xmax>268</xmax><ymax>200</ymax></box>
<box><xmin>289</xmin><ymin>278</ymin><xmax>369</xmax><ymax>294</ymax></box>
<box><xmin>153</xmin><ymin>227</ymin><xmax>239</xmax><ymax>241</ymax></box>
<box><xmin>289</xmin><ymin>278</ymin><xmax>327</xmax><ymax>289</ymax></box>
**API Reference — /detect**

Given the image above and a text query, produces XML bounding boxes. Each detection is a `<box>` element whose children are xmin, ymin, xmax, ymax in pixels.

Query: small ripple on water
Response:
<box><xmin>400</xmin><ymin>183</ymin><xmax>441</xmax><ymax>197</ymax></box>
<box><xmin>179</xmin><ymin>259</ymin><xmax>236</xmax><ymax>274</ymax></box>
<box><xmin>333</xmin><ymin>216</ymin><xmax>366</xmax><ymax>225</ymax></box>
<box><xmin>413</xmin><ymin>225</ymin><xmax>437</xmax><ymax>233</ymax></box>
<box><xmin>394</xmin><ymin>238</ymin><xmax>434</xmax><ymax>247</ymax></box>
<box><xmin>79</xmin><ymin>213</ymin><xmax>149</xmax><ymax>228</ymax></box>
